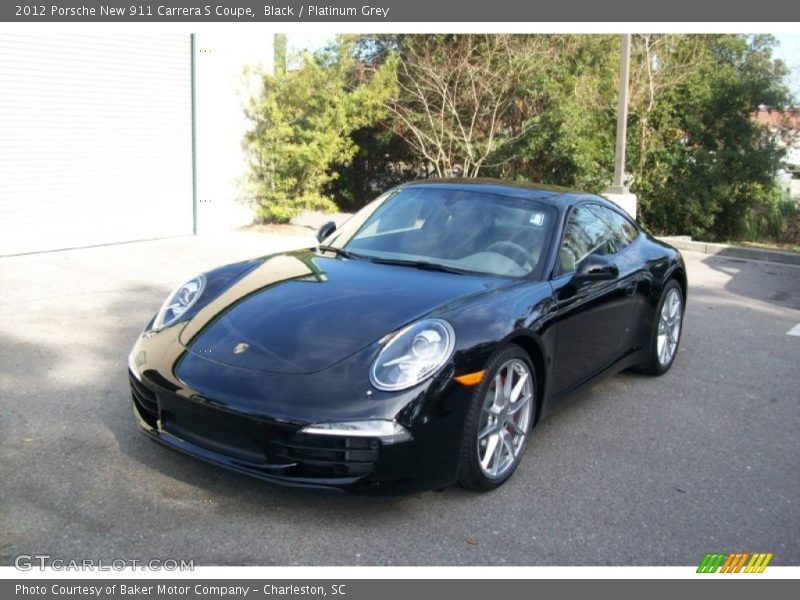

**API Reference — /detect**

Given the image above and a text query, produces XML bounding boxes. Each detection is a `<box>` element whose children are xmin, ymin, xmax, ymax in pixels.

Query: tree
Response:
<box><xmin>626</xmin><ymin>34</ymin><xmax>790</xmax><ymax>240</ymax></box>
<box><xmin>383</xmin><ymin>35</ymin><xmax>546</xmax><ymax>178</ymax></box>
<box><xmin>243</xmin><ymin>37</ymin><xmax>396</xmax><ymax>222</ymax></box>
<box><xmin>252</xmin><ymin>34</ymin><xmax>793</xmax><ymax>243</ymax></box>
<box><xmin>487</xmin><ymin>34</ymin><xmax>619</xmax><ymax>192</ymax></box>
<box><xmin>326</xmin><ymin>36</ymin><xmax>418</xmax><ymax>211</ymax></box>
<box><xmin>327</xmin><ymin>124</ymin><xmax>417</xmax><ymax>212</ymax></box>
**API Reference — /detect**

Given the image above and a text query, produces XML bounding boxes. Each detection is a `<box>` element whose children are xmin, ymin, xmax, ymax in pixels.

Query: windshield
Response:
<box><xmin>334</xmin><ymin>187</ymin><xmax>556</xmax><ymax>279</ymax></box>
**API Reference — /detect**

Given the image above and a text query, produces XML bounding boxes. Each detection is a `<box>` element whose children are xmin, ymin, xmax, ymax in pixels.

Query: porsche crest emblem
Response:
<box><xmin>233</xmin><ymin>343</ymin><xmax>250</xmax><ymax>355</ymax></box>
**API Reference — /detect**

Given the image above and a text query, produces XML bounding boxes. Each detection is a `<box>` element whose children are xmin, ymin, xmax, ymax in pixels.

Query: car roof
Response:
<box><xmin>397</xmin><ymin>178</ymin><xmax>601</xmax><ymax>209</ymax></box>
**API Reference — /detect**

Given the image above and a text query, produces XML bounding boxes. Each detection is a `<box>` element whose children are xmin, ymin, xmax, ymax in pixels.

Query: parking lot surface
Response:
<box><xmin>1</xmin><ymin>231</ymin><xmax>799</xmax><ymax>565</ymax></box>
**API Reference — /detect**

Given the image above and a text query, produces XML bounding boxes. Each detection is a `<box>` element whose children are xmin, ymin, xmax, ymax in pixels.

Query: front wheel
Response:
<box><xmin>458</xmin><ymin>345</ymin><xmax>536</xmax><ymax>491</ymax></box>
<box><xmin>641</xmin><ymin>279</ymin><xmax>684</xmax><ymax>375</ymax></box>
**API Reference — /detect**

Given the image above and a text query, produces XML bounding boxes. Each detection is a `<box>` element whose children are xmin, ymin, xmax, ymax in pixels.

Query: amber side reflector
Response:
<box><xmin>454</xmin><ymin>371</ymin><xmax>485</xmax><ymax>386</ymax></box>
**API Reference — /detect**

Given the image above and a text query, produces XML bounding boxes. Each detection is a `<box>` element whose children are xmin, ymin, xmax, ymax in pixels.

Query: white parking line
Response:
<box><xmin>787</xmin><ymin>324</ymin><xmax>800</xmax><ymax>336</ymax></box>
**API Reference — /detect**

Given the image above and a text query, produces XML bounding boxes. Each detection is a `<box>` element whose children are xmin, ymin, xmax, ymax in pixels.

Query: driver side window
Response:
<box><xmin>557</xmin><ymin>205</ymin><xmax>615</xmax><ymax>275</ymax></box>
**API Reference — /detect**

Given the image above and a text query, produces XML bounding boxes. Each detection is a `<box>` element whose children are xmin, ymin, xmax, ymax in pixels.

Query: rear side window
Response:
<box><xmin>556</xmin><ymin>203</ymin><xmax>638</xmax><ymax>275</ymax></box>
<box><xmin>586</xmin><ymin>205</ymin><xmax>638</xmax><ymax>252</ymax></box>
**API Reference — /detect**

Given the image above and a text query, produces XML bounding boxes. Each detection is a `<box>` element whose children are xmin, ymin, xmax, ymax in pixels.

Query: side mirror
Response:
<box><xmin>573</xmin><ymin>254</ymin><xmax>618</xmax><ymax>283</ymax></box>
<box><xmin>316</xmin><ymin>221</ymin><xmax>337</xmax><ymax>243</ymax></box>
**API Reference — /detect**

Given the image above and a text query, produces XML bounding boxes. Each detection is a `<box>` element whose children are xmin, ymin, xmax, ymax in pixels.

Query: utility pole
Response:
<box><xmin>274</xmin><ymin>33</ymin><xmax>287</xmax><ymax>74</ymax></box>
<box><xmin>604</xmin><ymin>34</ymin><xmax>638</xmax><ymax>218</ymax></box>
<box><xmin>611</xmin><ymin>33</ymin><xmax>631</xmax><ymax>193</ymax></box>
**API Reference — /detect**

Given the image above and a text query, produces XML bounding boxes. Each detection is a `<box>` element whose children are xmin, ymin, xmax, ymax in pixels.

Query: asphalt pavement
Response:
<box><xmin>1</xmin><ymin>231</ymin><xmax>798</xmax><ymax>566</ymax></box>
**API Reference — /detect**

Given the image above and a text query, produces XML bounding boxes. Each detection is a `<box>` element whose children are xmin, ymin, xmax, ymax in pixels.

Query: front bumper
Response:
<box><xmin>129</xmin><ymin>361</ymin><xmax>473</xmax><ymax>495</ymax></box>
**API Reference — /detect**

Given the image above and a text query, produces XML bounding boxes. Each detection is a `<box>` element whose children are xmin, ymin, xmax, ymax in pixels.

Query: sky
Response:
<box><xmin>288</xmin><ymin>32</ymin><xmax>800</xmax><ymax>103</ymax></box>
<box><xmin>774</xmin><ymin>33</ymin><xmax>800</xmax><ymax>100</ymax></box>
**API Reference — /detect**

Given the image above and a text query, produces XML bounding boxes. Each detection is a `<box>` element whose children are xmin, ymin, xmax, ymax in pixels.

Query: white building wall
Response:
<box><xmin>193</xmin><ymin>33</ymin><xmax>273</xmax><ymax>233</ymax></box>
<box><xmin>0</xmin><ymin>33</ymin><xmax>193</xmax><ymax>256</ymax></box>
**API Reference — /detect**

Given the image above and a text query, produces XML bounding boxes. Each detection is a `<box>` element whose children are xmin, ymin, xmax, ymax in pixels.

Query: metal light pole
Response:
<box><xmin>611</xmin><ymin>34</ymin><xmax>631</xmax><ymax>193</ymax></box>
<box><xmin>605</xmin><ymin>34</ymin><xmax>637</xmax><ymax>217</ymax></box>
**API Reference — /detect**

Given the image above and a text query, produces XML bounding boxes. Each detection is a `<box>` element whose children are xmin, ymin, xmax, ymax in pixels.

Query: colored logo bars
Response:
<box><xmin>697</xmin><ymin>553</ymin><xmax>773</xmax><ymax>573</ymax></box>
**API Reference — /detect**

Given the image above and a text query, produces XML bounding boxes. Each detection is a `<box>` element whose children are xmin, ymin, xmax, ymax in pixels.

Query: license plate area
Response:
<box><xmin>159</xmin><ymin>393</ymin><xmax>275</xmax><ymax>465</ymax></box>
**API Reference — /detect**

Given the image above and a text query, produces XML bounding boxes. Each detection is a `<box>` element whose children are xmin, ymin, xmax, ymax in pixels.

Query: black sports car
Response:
<box><xmin>128</xmin><ymin>180</ymin><xmax>686</xmax><ymax>494</ymax></box>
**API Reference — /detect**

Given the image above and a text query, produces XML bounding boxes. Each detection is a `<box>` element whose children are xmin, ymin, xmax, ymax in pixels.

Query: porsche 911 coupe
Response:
<box><xmin>128</xmin><ymin>180</ymin><xmax>686</xmax><ymax>494</ymax></box>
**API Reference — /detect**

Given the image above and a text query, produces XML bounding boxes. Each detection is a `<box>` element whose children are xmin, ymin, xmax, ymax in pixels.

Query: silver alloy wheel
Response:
<box><xmin>657</xmin><ymin>287</ymin><xmax>683</xmax><ymax>366</ymax></box>
<box><xmin>477</xmin><ymin>358</ymin><xmax>534</xmax><ymax>479</ymax></box>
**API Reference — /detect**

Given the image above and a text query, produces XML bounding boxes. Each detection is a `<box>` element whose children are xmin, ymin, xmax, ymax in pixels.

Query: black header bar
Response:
<box><xmin>3</xmin><ymin>0</ymin><xmax>799</xmax><ymax>23</ymax></box>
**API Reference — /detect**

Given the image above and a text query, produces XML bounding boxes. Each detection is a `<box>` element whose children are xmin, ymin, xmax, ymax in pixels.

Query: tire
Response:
<box><xmin>458</xmin><ymin>345</ymin><xmax>536</xmax><ymax>491</ymax></box>
<box><xmin>640</xmin><ymin>279</ymin><xmax>684</xmax><ymax>375</ymax></box>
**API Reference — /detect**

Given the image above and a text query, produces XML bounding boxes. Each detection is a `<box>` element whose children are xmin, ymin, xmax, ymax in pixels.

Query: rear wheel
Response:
<box><xmin>641</xmin><ymin>279</ymin><xmax>684</xmax><ymax>375</ymax></box>
<box><xmin>458</xmin><ymin>345</ymin><xmax>536</xmax><ymax>491</ymax></box>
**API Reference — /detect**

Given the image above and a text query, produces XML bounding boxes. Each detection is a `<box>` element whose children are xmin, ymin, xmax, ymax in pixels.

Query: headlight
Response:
<box><xmin>370</xmin><ymin>318</ymin><xmax>455</xmax><ymax>391</ymax></box>
<box><xmin>152</xmin><ymin>275</ymin><xmax>206</xmax><ymax>331</ymax></box>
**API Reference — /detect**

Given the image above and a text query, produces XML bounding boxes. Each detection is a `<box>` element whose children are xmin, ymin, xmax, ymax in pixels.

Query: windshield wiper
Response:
<box><xmin>317</xmin><ymin>245</ymin><xmax>357</xmax><ymax>259</ymax></box>
<box><xmin>366</xmin><ymin>256</ymin><xmax>467</xmax><ymax>275</ymax></box>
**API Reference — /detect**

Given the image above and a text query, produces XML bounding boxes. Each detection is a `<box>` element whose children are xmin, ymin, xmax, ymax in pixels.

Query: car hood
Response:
<box><xmin>179</xmin><ymin>249</ymin><xmax>512</xmax><ymax>374</ymax></box>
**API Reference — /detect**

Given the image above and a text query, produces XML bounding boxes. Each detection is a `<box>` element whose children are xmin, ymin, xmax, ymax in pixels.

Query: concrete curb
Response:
<box><xmin>658</xmin><ymin>236</ymin><xmax>800</xmax><ymax>266</ymax></box>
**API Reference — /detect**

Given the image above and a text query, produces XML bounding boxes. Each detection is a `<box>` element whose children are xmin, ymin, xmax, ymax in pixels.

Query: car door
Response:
<box><xmin>586</xmin><ymin>204</ymin><xmax>648</xmax><ymax>354</ymax></box>
<box><xmin>548</xmin><ymin>202</ymin><xmax>642</xmax><ymax>398</ymax></box>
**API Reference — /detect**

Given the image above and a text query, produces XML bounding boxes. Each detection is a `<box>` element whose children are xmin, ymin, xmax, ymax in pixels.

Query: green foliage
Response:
<box><xmin>626</xmin><ymin>34</ymin><xmax>790</xmax><ymax>241</ymax></box>
<box><xmin>244</xmin><ymin>37</ymin><xmax>396</xmax><ymax>222</ymax></box>
<box><xmin>487</xmin><ymin>35</ymin><xmax>619</xmax><ymax>192</ymax></box>
<box><xmin>350</xmin><ymin>34</ymin><xmax>620</xmax><ymax>191</ymax></box>
<box><xmin>244</xmin><ymin>34</ymin><xmax>794</xmax><ymax>243</ymax></box>
<box><xmin>329</xmin><ymin>124</ymin><xmax>416</xmax><ymax>212</ymax></box>
<box><xmin>273</xmin><ymin>33</ymin><xmax>287</xmax><ymax>74</ymax></box>
<box><xmin>739</xmin><ymin>193</ymin><xmax>799</xmax><ymax>244</ymax></box>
